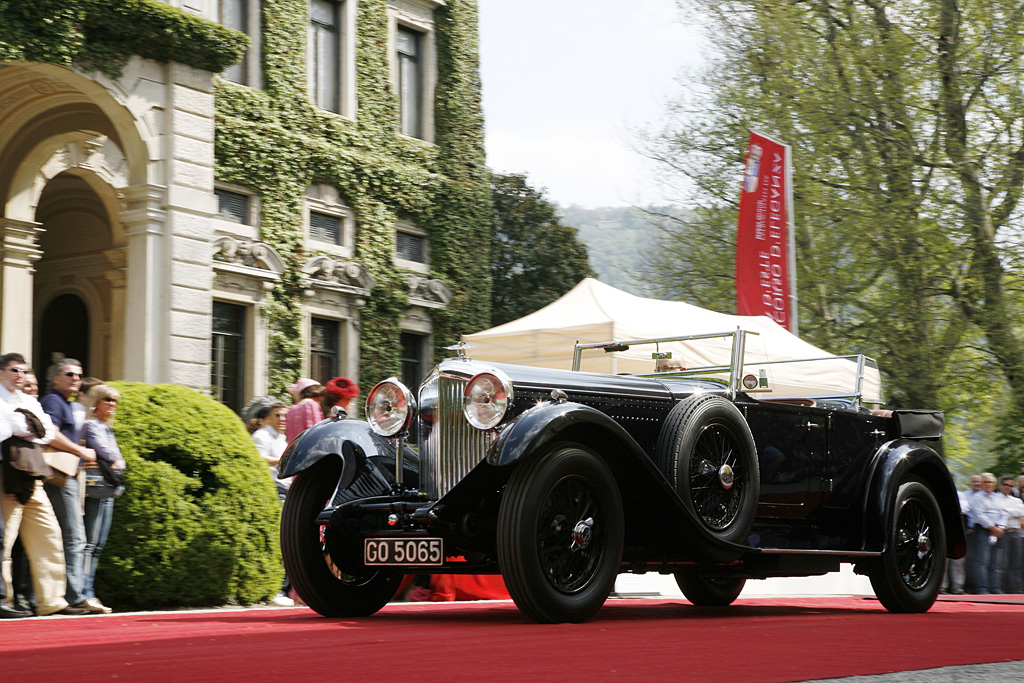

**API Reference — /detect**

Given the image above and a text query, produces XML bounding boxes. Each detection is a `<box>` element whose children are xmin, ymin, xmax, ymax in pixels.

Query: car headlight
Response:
<box><xmin>463</xmin><ymin>371</ymin><xmax>513</xmax><ymax>430</ymax></box>
<box><xmin>365</xmin><ymin>379</ymin><xmax>415</xmax><ymax>437</ymax></box>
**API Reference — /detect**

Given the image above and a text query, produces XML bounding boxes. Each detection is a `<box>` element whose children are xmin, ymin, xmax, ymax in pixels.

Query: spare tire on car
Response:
<box><xmin>654</xmin><ymin>395</ymin><xmax>760</xmax><ymax>545</ymax></box>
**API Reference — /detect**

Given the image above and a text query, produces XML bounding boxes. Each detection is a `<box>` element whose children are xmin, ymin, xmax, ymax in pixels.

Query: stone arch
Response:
<box><xmin>9</xmin><ymin>135</ymin><xmax>130</xmax><ymax>247</ymax></box>
<box><xmin>0</xmin><ymin>62</ymin><xmax>156</xmax><ymax>220</ymax></box>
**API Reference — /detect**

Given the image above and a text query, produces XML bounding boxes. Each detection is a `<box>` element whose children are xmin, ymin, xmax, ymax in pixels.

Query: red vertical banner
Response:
<box><xmin>735</xmin><ymin>131</ymin><xmax>796</xmax><ymax>332</ymax></box>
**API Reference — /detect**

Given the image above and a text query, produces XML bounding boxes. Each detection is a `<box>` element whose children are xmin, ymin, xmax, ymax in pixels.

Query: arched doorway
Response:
<box><xmin>36</xmin><ymin>293</ymin><xmax>90</xmax><ymax>377</ymax></box>
<box><xmin>31</xmin><ymin>171</ymin><xmax>119</xmax><ymax>379</ymax></box>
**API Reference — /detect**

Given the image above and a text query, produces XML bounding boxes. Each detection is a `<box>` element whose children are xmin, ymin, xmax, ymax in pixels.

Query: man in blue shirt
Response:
<box><xmin>40</xmin><ymin>358</ymin><xmax>102</xmax><ymax>613</ymax></box>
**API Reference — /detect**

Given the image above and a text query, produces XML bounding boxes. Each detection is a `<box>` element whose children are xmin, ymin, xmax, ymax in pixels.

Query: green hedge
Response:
<box><xmin>96</xmin><ymin>382</ymin><xmax>282</xmax><ymax>609</ymax></box>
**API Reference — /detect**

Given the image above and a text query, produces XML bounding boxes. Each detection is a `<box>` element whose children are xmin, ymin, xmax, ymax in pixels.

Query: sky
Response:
<box><xmin>477</xmin><ymin>0</ymin><xmax>706</xmax><ymax>209</ymax></box>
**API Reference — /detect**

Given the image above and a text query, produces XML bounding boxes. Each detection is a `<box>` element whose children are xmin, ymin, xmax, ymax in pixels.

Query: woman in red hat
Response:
<box><xmin>322</xmin><ymin>377</ymin><xmax>359</xmax><ymax>418</ymax></box>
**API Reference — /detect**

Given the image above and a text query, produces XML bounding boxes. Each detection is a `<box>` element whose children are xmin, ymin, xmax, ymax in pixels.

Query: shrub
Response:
<box><xmin>95</xmin><ymin>382</ymin><xmax>283</xmax><ymax>609</ymax></box>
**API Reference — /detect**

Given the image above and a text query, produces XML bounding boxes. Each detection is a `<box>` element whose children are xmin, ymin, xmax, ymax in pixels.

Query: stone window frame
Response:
<box><xmin>212</xmin><ymin>181</ymin><xmax>261</xmax><ymax>240</ymax></box>
<box><xmin>304</xmin><ymin>184</ymin><xmax>355</xmax><ymax>258</ymax></box>
<box><xmin>300</xmin><ymin>255</ymin><xmax>375</xmax><ymax>386</ymax></box>
<box><xmin>387</xmin><ymin>0</ymin><xmax>443</xmax><ymax>143</ymax></box>
<box><xmin>211</xmin><ymin>299</ymin><xmax>249</xmax><ymax>413</ymax></box>
<box><xmin>211</xmin><ymin>236</ymin><xmax>285</xmax><ymax>399</ymax></box>
<box><xmin>307</xmin><ymin>0</ymin><xmax>357</xmax><ymax>119</ymax></box>
<box><xmin>394</xmin><ymin>218</ymin><xmax>429</xmax><ymax>273</ymax></box>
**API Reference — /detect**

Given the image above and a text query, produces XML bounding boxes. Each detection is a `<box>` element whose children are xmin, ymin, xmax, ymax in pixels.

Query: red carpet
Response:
<box><xmin>2</xmin><ymin>596</ymin><xmax>1023</xmax><ymax>682</ymax></box>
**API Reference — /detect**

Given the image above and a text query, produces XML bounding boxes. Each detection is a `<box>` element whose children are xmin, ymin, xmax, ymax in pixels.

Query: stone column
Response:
<box><xmin>102</xmin><ymin>247</ymin><xmax>128</xmax><ymax>380</ymax></box>
<box><xmin>0</xmin><ymin>218</ymin><xmax>44</xmax><ymax>360</ymax></box>
<box><xmin>164</xmin><ymin>61</ymin><xmax>215</xmax><ymax>390</ymax></box>
<box><xmin>346</xmin><ymin>302</ymin><xmax>364</xmax><ymax>382</ymax></box>
<box><xmin>119</xmin><ymin>184</ymin><xmax>168</xmax><ymax>382</ymax></box>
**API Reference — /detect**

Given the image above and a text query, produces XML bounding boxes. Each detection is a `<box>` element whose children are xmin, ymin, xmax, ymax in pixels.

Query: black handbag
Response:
<box><xmin>84</xmin><ymin>458</ymin><xmax>125</xmax><ymax>499</ymax></box>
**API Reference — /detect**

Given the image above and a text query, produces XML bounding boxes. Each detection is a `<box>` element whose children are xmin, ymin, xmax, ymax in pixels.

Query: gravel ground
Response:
<box><xmin>803</xmin><ymin>661</ymin><xmax>1024</xmax><ymax>682</ymax></box>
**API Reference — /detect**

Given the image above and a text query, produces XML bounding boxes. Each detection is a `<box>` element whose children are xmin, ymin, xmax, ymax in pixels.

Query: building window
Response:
<box><xmin>400</xmin><ymin>332</ymin><xmax>425</xmax><ymax>391</ymax></box>
<box><xmin>221</xmin><ymin>0</ymin><xmax>249</xmax><ymax>84</ymax></box>
<box><xmin>215</xmin><ymin>188</ymin><xmax>251</xmax><ymax>224</ymax></box>
<box><xmin>310</xmin><ymin>210</ymin><xmax>342</xmax><ymax>245</ymax></box>
<box><xmin>310</xmin><ymin>317</ymin><xmax>340</xmax><ymax>384</ymax></box>
<box><xmin>396</xmin><ymin>230</ymin><xmax>426</xmax><ymax>263</ymax></box>
<box><xmin>212</xmin><ymin>301</ymin><xmax>246</xmax><ymax>413</ymax></box>
<box><xmin>220</xmin><ymin>0</ymin><xmax>261</xmax><ymax>87</ymax></box>
<box><xmin>397</xmin><ymin>25</ymin><xmax>423</xmax><ymax>138</ymax></box>
<box><xmin>309</xmin><ymin>0</ymin><xmax>341</xmax><ymax>113</ymax></box>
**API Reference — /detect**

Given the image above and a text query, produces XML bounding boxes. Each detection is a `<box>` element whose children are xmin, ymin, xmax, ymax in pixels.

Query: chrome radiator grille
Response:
<box><xmin>418</xmin><ymin>370</ymin><xmax>490</xmax><ymax>499</ymax></box>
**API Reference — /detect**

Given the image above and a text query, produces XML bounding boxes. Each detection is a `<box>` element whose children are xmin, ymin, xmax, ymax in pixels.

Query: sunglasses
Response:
<box><xmin>64</xmin><ymin>372</ymin><xmax>82</xmax><ymax>378</ymax></box>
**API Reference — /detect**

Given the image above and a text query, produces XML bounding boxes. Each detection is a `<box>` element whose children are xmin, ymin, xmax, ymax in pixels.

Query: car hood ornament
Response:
<box><xmin>444</xmin><ymin>341</ymin><xmax>476</xmax><ymax>360</ymax></box>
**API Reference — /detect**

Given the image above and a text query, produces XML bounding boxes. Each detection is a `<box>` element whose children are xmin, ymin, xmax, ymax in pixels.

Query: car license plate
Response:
<box><xmin>364</xmin><ymin>538</ymin><xmax>444</xmax><ymax>566</ymax></box>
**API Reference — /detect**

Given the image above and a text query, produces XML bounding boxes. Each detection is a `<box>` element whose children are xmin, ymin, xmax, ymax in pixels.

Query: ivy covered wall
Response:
<box><xmin>0</xmin><ymin>0</ymin><xmax>247</xmax><ymax>77</ymax></box>
<box><xmin>216</xmin><ymin>0</ymin><xmax>491</xmax><ymax>394</ymax></box>
<box><xmin>0</xmin><ymin>0</ymin><xmax>492</xmax><ymax>395</ymax></box>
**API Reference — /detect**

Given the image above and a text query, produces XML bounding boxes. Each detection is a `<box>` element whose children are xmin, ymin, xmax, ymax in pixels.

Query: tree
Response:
<box><xmin>641</xmin><ymin>1</ymin><xmax>1024</xmax><ymax>445</ymax></box>
<box><xmin>490</xmin><ymin>173</ymin><xmax>595</xmax><ymax>325</ymax></box>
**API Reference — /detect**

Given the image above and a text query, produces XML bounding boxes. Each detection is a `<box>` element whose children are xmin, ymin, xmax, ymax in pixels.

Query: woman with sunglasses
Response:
<box><xmin>80</xmin><ymin>384</ymin><xmax>126</xmax><ymax>613</ymax></box>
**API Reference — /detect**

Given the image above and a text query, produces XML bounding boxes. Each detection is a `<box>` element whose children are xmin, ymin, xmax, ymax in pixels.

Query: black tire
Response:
<box><xmin>655</xmin><ymin>395</ymin><xmax>759</xmax><ymax>544</ymax></box>
<box><xmin>868</xmin><ymin>479</ymin><xmax>946</xmax><ymax>613</ymax></box>
<box><xmin>674</xmin><ymin>569</ymin><xmax>746</xmax><ymax>606</ymax></box>
<box><xmin>281</xmin><ymin>457</ymin><xmax>401</xmax><ymax>617</ymax></box>
<box><xmin>497</xmin><ymin>445</ymin><xmax>624</xmax><ymax>623</ymax></box>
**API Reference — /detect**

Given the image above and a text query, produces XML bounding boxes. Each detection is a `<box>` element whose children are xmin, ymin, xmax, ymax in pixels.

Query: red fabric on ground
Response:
<box><xmin>2</xmin><ymin>596</ymin><xmax>1023</xmax><ymax>681</ymax></box>
<box><xmin>428</xmin><ymin>573</ymin><xmax>510</xmax><ymax>601</ymax></box>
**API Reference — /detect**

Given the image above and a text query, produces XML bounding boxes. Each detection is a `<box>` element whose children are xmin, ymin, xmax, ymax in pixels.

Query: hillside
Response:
<box><xmin>558</xmin><ymin>205</ymin><xmax>660</xmax><ymax>295</ymax></box>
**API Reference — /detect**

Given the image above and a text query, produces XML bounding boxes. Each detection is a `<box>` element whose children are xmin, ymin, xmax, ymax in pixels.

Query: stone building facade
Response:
<box><xmin>0</xmin><ymin>0</ymin><xmax>490</xmax><ymax>411</ymax></box>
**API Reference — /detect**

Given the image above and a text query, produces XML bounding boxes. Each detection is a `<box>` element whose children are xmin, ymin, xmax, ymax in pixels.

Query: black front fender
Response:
<box><xmin>862</xmin><ymin>439</ymin><xmax>966</xmax><ymax>558</ymax></box>
<box><xmin>487</xmin><ymin>401</ymin><xmax>650</xmax><ymax>468</ymax></box>
<box><xmin>278</xmin><ymin>418</ymin><xmax>418</xmax><ymax>490</ymax></box>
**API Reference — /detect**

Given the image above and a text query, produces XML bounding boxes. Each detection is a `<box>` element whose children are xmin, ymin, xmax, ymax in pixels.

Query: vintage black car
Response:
<box><xmin>279</xmin><ymin>331</ymin><xmax>966</xmax><ymax>623</ymax></box>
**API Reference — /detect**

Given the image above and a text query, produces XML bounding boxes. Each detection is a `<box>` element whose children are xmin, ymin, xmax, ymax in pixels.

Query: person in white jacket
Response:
<box><xmin>0</xmin><ymin>352</ymin><xmax>92</xmax><ymax>617</ymax></box>
<box><xmin>251</xmin><ymin>401</ymin><xmax>293</xmax><ymax>607</ymax></box>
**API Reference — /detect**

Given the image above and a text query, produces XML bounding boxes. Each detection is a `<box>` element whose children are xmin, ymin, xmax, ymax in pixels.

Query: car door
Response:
<box><xmin>744</xmin><ymin>401</ymin><xmax>828</xmax><ymax>513</ymax></box>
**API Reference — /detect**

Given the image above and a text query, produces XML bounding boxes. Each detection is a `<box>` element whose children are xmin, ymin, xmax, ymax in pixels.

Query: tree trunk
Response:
<box><xmin>938</xmin><ymin>0</ymin><xmax>1024</xmax><ymax>423</ymax></box>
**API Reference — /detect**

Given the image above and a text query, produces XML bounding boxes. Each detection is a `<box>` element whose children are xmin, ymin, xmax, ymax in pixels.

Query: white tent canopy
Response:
<box><xmin>463</xmin><ymin>278</ymin><xmax>882</xmax><ymax>403</ymax></box>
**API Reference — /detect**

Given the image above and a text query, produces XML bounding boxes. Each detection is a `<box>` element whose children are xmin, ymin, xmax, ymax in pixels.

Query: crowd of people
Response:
<box><xmin>944</xmin><ymin>471</ymin><xmax>1024</xmax><ymax>595</ymax></box>
<box><xmin>0</xmin><ymin>352</ymin><xmax>361</xmax><ymax>618</ymax></box>
<box><xmin>0</xmin><ymin>353</ymin><xmax>125</xmax><ymax>618</ymax></box>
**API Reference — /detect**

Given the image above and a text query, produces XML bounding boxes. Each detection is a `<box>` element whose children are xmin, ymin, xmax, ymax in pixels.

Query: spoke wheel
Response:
<box><xmin>689</xmin><ymin>420</ymin><xmax>746</xmax><ymax>530</ymax></box>
<box><xmin>869</xmin><ymin>479</ymin><xmax>945</xmax><ymax>613</ymax></box>
<box><xmin>497</xmin><ymin>445</ymin><xmax>624</xmax><ymax>623</ymax></box>
<box><xmin>674</xmin><ymin>569</ymin><xmax>746</xmax><ymax>606</ymax></box>
<box><xmin>281</xmin><ymin>457</ymin><xmax>401</xmax><ymax>617</ymax></box>
<box><xmin>655</xmin><ymin>395</ymin><xmax>759</xmax><ymax>544</ymax></box>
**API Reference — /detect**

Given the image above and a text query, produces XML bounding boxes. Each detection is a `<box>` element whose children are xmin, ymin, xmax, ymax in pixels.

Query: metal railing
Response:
<box><xmin>572</xmin><ymin>330</ymin><xmax>877</xmax><ymax>407</ymax></box>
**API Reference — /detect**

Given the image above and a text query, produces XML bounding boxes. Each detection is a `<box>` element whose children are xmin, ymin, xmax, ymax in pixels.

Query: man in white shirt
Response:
<box><xmin>967</xmin><ymin>473</ymin><xmax>1006</xmax><ymax>594</ymax></box>
<box><xmin>0</xmin><ymin>352</ymin><xmax>93</xmax><ymax>616</ymax></box>
<box><xmin>997</xmin><ymin>476</ymin><xmax>1024</xmax><ymax>594</ymax></box>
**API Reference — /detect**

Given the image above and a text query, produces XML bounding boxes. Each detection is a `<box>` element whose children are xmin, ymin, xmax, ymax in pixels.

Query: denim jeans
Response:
<box><xmin>83</xmin><ymin>496</ymin><xmax>114</xmax><ymax>600</ymax></box>
<box><xmin>1003</xmin><ymin>531</ymin><xmax>1023</xmax><ymax>594</ymax></box>
<box><xmin>966</xmin><ymin>527</ymin><xmax>993</xmax><ymax>594</ymax></box>
<box><xmin>989</xmin><ymin>534</ymin><xmax>1008</xmax><ymax>594</ymax></box>
<box><xmin>44</xmin><ymin>476</ymin><xmax>86</xmax><ymax>606</ymax></box>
